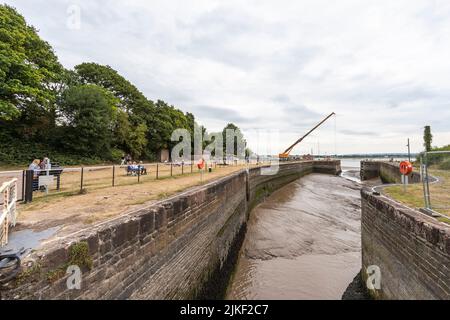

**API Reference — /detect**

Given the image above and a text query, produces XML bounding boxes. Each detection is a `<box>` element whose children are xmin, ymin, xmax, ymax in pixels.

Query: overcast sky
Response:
<box><xmin>6</xmin><ymin>0</ymin><xmax>450</xmax><ymax>154</ymax></box>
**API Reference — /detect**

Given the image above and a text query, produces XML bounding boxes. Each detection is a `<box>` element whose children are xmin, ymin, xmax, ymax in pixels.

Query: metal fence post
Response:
<box><xmin>24</xmin><ymin>170</ymin><xmax>34</xmax><ymax>203</ymax></box>
<box><xmin>156</xmin><ymin>163</ymin><xmax>159</xmax><ymax>180</ymax></box>
<box><xmin>112</xmin><ymin>165</ymin><xmax>115</xmax><ymax>187</ymax></box>
<box><xmin>170</xmin><ymin>163</ymin><xmax>173</xmax><ymax>176</ymax></box>
<box><xmin>138</xmin><ymin>166</ymin><xmax>140</xmax><ymax>183</ymax></box>
<box><xmin>80</xmin><ymin>167</ymin><xmax>84</xmax><ymax>192</ymax></box>
<box><xmin>21</xmin><ymin>170</ymin><xmax>25</xmax><ymax>201</ymax></box>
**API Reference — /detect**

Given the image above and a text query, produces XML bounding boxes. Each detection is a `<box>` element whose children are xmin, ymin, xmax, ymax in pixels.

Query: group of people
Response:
<box><xmin>126</xmin><ymin>161</ymin><xmax>147</xmax><ymax>176</ymax></box>
<box><xmin>121</xmin><ymin>154</ymin><xmax>147</xmax><ymax>176</ymax></box>
<box><xmin>28</xmin><ymin>157</ymin><xmax>51</xmax><ymax>172</ymax></box>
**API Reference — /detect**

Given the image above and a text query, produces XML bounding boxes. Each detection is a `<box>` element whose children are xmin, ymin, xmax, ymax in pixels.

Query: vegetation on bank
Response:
<box><xmin>0</xmin><ymin>5</ymin><xmax>247</xmax><ymax>167</ymax></box>
<box><xmin>384</xmin><ymin>168</ymin><xmax>450</xmax><ymax>218</ymax></box>
<box><xmin>424</xmin><ymin>145</ymin><xmax>450</xmax><ymax>170</ymax></box>
<box><xmin>384</xmin><ymin>143</ymin><xmax>450</xmax><ymax>220</ymax></box>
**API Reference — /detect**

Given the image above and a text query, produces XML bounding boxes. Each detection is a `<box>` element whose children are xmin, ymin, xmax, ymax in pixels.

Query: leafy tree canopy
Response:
<box><xmin>0</xmin><ymin>4</ymin><xmax>62</xmax><ymax>121</ymax></box>
<box><xmin>59</xmin><ymin>84</ymin><xmax>117</xmax><ymax>157</ymax></box>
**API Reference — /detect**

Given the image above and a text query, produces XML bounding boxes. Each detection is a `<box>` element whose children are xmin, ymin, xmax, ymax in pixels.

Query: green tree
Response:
<box><xmin>74</xmin><ymin>62</ymin><xmax>153</xmax><ymax>115</ymax></box>
<box><xmin>74</xmin><ymin>63</ymin><xmax>157</xmax><ymax>157</ymax></box>
<box><xmin>112</xmin><ymin>110</ymin><xmax>147</xmax><ymax>158</ymax></box>
<box><xmin>423</xmin><ymin>125</ymin><xmax>433</xmax><ymax>152</ymax></box>
<box><xmin>0</xmin><ymin>5</ymin><xmax>62</xmax><ymax>127</ymax></box>
<box><xmin>59</xmin><ymin>85</ymin><xmax>117</xmax><ymax>157</ymax></box>
<box><xmin>222</xmin><ymin>123</ymin><xmax>246</xmax><ymax>157</ymax></box>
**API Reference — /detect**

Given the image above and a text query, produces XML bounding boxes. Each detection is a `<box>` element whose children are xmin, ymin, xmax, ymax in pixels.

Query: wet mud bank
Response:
<box><xmin>226</xmin><ymin>174</ymin><xmax>363</xmax><ymax>300</ymax></box>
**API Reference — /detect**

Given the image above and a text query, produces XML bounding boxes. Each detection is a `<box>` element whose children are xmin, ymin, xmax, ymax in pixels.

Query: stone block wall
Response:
<box><xmin>360</xmin><ymin>161</ymin><xmax>421</xmax><ymax>183</ymax></box>
<box><xmin>361</xmin><ymin>189</ymin><xmax>450</xmax><ymax>299</ymax></box>
<box><xmin>0</xmin><ymin>160</ymin><xmax>340</xmax><ymax>300</ymax></box>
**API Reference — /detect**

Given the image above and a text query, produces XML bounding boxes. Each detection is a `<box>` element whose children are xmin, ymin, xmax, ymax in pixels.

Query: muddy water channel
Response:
<box><xmin>226</xmin><ymin>173</ymin><xmax>362</xmax><ymax>299</ymax></box>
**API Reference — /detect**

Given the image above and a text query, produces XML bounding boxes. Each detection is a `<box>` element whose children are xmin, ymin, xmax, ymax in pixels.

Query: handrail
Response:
<box><xmin>0</xmin><ymin>178</ymin><xmax>18</xmax><ymax>246</ymax></box>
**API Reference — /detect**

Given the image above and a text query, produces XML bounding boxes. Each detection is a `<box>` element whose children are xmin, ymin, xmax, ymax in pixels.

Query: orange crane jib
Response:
<box><xmin>279</xmin><ymin>112</ymin><xmax>336</xmax><ymax>159</ymax></box>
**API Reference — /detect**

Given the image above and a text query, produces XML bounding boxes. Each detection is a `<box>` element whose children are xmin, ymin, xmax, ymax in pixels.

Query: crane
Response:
<box><xmin>279</xmin><ymin>112</ymin><xmax>336</xmax><ymax>160</ymax></box>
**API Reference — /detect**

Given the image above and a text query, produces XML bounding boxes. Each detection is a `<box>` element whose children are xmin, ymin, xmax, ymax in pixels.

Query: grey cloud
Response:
<box><xmin>175</xmin><ymin>6</ymin><xmax>285</xmax><ymax>70</ymax></box>
<box><xmin>340</xmin><ymin>129</ymin><xmax>378</xmax><ymax>136</ymax></box>
<box><xmin>187</xmin><ymin>105</ymin><xmax>250</xmax><ymax>124</ymax></box>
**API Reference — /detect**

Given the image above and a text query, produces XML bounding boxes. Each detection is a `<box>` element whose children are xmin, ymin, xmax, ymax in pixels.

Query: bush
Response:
<box><xmin>110</xmin><ymin>148</ymin><xmax>124</xmax><ymax>162</ymax></box>
<box><xmin>0</xmin><ymin>139</ymin><xmax>105</xmax><ymax>167</ymax></box>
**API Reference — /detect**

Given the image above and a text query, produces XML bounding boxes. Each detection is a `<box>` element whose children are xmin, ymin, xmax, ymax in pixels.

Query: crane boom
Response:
<box><xmin>279</xmin><ymin>112</ymin><xmax>335</xmax><ymax>159</ymax></box>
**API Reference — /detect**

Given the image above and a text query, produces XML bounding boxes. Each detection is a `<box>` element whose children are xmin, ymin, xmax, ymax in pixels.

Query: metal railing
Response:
<box><xmin>0</xmin><ymin>178</ymin><xmax>18</xmax><ymax>247</ymax></box>
<box><xmin>420</xmin><ymin>151</ymin><xmax>450</xmax><ymax>215</ymax></box>
<box><xmin>0</xmin><ymin>159</ymin><xmax>261</xmax><ymax>203</ymax></box>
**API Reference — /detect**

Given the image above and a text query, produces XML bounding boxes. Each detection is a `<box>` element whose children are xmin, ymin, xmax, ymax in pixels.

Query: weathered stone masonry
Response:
<box><xmin>360</xmin><ymin>161</ymin><xmax>450</xmax><ymax>299</ymax></box>
<box><xmin>0</xmin><ymin>160</ymin><xmax>340</xmax><ymax>300</ymax></box>
<box><xmin>360</xmin><ymin>160</ymin><xmax>421</xmax><ymax>183</ymax></box>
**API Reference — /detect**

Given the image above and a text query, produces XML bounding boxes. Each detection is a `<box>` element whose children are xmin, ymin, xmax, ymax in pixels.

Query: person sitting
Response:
<box><xmin>29</xmin><ymin>159</ymin><xmax>41</xmax><ymax>172</ymax></box>
<box><xmin>41</xmin><ymin>157</ymin><xmax>51</xmax><ymax>170</ymax></box>
<box><xmin>126</xmin><ymin>161</ymin><xmax>135</xmax><ymax>176</ymax></box>
<box><xmin>28</xmin><ymin>159</ymin><xmax>41</xmax><ymax>191</ymax></box>
<box><xmin>126</xmin><ymin>161</ymin><xmax>139</xmax><ymax>176</ymax></box>
<box><xmin>138</xmin><ymin>161</ymin><xmax>147</xmax><ymax>175</ymax></box>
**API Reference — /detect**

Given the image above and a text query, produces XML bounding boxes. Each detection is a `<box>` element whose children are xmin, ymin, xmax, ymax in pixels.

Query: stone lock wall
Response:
<box><xmin>360</xmin><ymin>160</ymin><xmax>421</xmax><ymax>183</ymax></box>
<box><xmin>361</xmin><ymin>189</ymin><xmax>450</xmax><ymax>299</ymax></box>
<box><xmin>1</xmin><ymin>161</ymin><xmax>340</xmax><ymax>300</ymax></box>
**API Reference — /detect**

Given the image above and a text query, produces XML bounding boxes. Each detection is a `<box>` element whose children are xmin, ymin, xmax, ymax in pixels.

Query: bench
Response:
<box><xmin>126</xmin><ymin>165</ymin><xmax>147</xmax><ymax>176</ymax></box>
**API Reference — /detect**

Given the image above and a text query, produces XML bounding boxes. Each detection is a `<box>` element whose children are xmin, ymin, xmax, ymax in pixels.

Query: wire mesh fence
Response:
<box><xmin>421</xmin><ymin>151</ymin><xmax>450</xmax><ymax>216</ymax></box>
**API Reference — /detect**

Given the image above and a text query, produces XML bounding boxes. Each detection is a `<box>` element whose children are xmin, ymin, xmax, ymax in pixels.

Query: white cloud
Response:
<box><xmin>5</xmin><ymin>0</ymin><xmax>450</xmax><ymax>154</ymax></box>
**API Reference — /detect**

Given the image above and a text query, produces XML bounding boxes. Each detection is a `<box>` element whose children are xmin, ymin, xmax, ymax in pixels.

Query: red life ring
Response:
<box><xmin>399</xmin><ymin>161</ymin><xmax>413</xmax><ymax>175</ymax></box>
<box><xmin>197</xmin><ymin>159</ymin><xmax>205</xmax><ymax>170</ymax></box>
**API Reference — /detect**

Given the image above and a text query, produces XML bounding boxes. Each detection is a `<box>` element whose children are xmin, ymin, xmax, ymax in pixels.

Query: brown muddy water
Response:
<box><xmin>226</xmin><ymin>173</ymin><xmax>362</xmax><ymax>300</ymax></box>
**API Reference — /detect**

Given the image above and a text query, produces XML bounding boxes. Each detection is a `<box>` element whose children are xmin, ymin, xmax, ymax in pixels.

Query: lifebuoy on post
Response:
<box><xmin>399</xmin><ymin>161</ymin><xmax>413</xmax><ymax>175</ymax></box>
<box><xmin>197</xmin><ymin>158</ymin><xmax>205</xmax><ymax>170</ymax></box>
